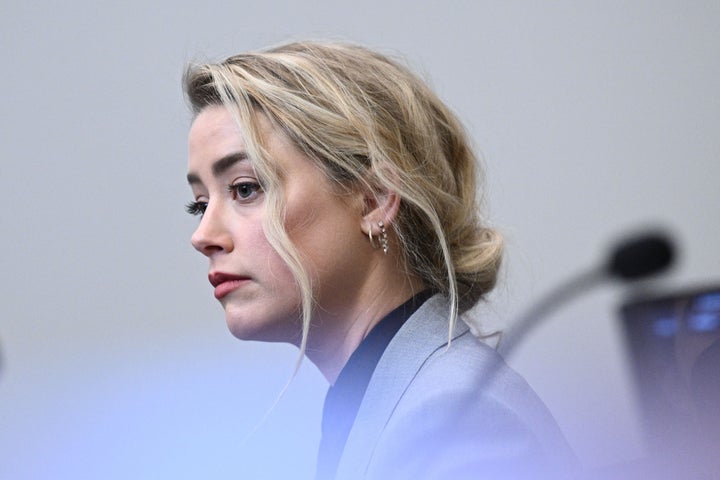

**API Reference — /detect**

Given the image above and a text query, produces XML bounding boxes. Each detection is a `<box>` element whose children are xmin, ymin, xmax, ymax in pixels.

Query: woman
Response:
<box><xmin>184</xmin><ymin>41</ymin><xmax>574</xmax><ymax>479</ymax></box>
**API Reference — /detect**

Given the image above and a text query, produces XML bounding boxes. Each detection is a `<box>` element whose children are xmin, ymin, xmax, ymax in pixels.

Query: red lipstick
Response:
<box><xmin>208</xmin><ymin>272</ymin><xmax>249</xmax><ymax>300</ymax></box>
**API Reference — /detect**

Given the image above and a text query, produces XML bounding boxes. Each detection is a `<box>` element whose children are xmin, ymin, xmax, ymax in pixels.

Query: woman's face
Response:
<box><xmin>186</xmin><ymin>106</ymin><xmax>370</xmax><ymax>344</ymax></box>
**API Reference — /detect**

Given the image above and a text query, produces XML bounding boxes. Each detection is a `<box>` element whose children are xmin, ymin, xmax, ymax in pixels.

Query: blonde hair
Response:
<box><xmin>184</xmin><ymin>41</ymin><xmax>503</xmax><ymax>356</ymax></box>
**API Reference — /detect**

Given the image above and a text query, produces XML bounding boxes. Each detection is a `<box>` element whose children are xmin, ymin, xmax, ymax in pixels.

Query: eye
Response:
<box><xmin>185</xmin><ymin>201</ymin><xmax>207</xmax><ymax>216</ymax></box>
<box><xmin>228</xmin><ymin>181</ymin><xmax>263</xmax><ymax>202</ymax></box>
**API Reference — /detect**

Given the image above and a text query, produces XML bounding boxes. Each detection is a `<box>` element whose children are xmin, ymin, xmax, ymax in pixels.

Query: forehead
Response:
<box><xmin>188</xmin><ymin>106</ymin><xmax>245</xmax><ymax>161</ymax></box>
<box><xmin>187</xmin><ymin>105</ymin><xmax>343</xmax><ymax>197</ymax></box>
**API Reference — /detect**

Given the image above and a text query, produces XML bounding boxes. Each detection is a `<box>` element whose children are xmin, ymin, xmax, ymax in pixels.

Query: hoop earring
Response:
<box><xmin>378</xmin><ymin>221</ymin><xmax>388</xmax><ymax>254</ymax></box>
<box><xmin>368</xmin><ymin>224</ymin><xmax>376</xmax><ymax>248</ymax></box>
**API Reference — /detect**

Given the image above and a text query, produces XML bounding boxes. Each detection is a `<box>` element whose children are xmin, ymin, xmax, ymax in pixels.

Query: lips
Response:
<box><xmin>208</xmin><ymin>272</ymin><xmax>250</xmax><ymax>300</ymax></box>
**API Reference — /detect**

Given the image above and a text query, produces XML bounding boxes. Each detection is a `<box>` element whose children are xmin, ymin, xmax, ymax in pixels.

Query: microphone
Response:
<box><xmin>499</xmin><ymin>230</ymin><xmax>676</xmax><ymax>356</ymax></box>
<box><xmin>606</xmin><ymin>232</ymin><xmax>675</xmax><ymax>281</ymax></box>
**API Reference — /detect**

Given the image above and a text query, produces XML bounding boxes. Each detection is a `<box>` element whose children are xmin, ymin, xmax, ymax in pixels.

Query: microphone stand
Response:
<box><xmin>499</xmin><ymin>267</ymin><xmax>606</xmax><ymax>357</ymax></box>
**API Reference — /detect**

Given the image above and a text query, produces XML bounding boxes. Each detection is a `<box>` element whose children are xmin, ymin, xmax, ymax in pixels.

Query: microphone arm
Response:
<box><xmin>498</xmin><ymin>230</ymin><xmax>675</xmax><ymax>358</ymax></box>
<box><xmin>498</xmin><ymin>268</ymin><xmax>606</xmax><ymax>356</ymax></box>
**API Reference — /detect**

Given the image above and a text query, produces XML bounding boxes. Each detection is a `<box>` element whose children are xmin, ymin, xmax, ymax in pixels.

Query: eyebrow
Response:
<box><xmin>186</xmin><ymin>151</ymin><xmax>249</xmax><ymax>185</ymax></box>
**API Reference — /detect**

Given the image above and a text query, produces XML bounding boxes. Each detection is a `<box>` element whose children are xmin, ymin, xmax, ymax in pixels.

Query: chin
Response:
<box><xmin>223</xmin><ymin>306</ymin><xmax>302</xmax><ymax>345</ymax></box>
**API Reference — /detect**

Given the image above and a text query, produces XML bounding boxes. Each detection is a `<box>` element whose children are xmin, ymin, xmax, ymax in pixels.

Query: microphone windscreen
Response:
<box><xmin>606</xmin><ymin>232</ymin><xmax>675</xmax><ymax>280</ymax></box>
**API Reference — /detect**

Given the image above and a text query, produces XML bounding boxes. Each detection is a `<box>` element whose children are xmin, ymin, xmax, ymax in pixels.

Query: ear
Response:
<box><xmin>359</xmin><ymin>189</ymin><xmax>401</xmax><ymax>236</ymax></box>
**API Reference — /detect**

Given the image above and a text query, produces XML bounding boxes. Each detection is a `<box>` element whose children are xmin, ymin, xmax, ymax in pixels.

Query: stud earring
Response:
<box><xmin>378</xmin><ymin>221</ymin><xmax>388</xmax><ymax>254</ymax></box>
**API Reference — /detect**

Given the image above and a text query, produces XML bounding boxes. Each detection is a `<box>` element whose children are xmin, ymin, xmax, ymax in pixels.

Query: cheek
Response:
<box><xmin>283</xmin><ymin>202</ymin><xmax>332</xmax><ymax>262</ymax></box>
<box><xmin>243</xmin><ymin>217</ymin><xmax>299</xmax><ymax>288</ymax></box>
<box><xmin>284</xmin><ymin>200</ymin><xmax>367</xmax><ymax>281</ymax></box>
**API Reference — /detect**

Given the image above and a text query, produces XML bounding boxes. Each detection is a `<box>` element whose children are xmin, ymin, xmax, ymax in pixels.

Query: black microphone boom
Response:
<box><xmin>499</xmin><ymin>230</ymin><xmax>676</xmax><ymax>356</ymax></box>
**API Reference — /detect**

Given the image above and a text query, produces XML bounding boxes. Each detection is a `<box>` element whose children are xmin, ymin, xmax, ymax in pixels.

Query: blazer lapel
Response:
<box><xmin>334</xmin><ymin>295</ymin><xmax>469</xmax><ymax>479</ymax></box>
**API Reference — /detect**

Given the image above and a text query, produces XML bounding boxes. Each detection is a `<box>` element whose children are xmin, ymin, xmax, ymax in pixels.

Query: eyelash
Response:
<box><xmin>185</xmin><ymin>181</ymin><xmax>263</xmax><ymax>217</ymax></box>
<box><xmin>185</xmin><ymin>201</ymin><xmax>207</xmax><ymax>216</ymax></box>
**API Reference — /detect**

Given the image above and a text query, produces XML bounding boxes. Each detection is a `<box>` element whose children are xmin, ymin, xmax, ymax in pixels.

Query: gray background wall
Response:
<box><xmin>2</xmin><ymin>1</ymin><xmax>718</xmax><ymax>478</ymax></box>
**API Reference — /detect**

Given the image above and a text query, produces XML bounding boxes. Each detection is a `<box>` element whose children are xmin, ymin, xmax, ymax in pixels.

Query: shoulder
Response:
<box><xmin>343</xmin><ymin>295</ymin><xmax>576</xmax><ymax>479</ymax></box>
<box><xmin>377</xmin><ymin>333</ymin><xmax>573</xmax><ymax>477</ymax></box>
<box><xmin>405</xmin><ymin>328</ymin><xmax>558</xmax><ymax>432</ymax></box>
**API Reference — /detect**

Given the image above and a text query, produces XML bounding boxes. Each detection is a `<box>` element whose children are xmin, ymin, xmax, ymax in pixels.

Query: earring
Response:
<box><xmin>368</xmin><ymin>224</ymin><xmax>376</xmax><ymax>248</ymax></box>
<box><xmin>378</xmin><ymin>221</ymin><xmax>388</xmax><ymax>254</ymax></box>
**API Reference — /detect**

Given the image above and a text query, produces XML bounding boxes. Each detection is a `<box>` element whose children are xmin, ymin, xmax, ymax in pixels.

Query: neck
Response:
<box><xmin>304</xmin><ymin>275</ymin><xmax>425</xmax><ymax>384</ymax></box>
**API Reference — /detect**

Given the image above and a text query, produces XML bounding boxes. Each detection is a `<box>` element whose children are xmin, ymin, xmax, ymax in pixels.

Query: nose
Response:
<box><xmin>191</xmin><ymin>203</ymin><xmax>234</xmax><ymax>257</ymax></box>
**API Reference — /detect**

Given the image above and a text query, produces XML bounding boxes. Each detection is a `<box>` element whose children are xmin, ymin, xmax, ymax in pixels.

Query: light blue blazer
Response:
<box><xmin>333</xmin><ymin>295</ymin><xmax>576</xmax><ymax>479</ymax></box>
